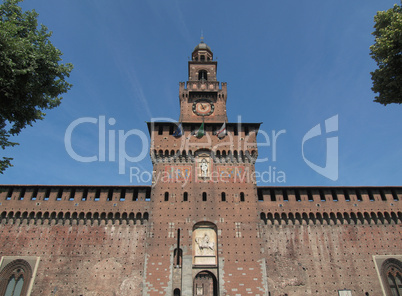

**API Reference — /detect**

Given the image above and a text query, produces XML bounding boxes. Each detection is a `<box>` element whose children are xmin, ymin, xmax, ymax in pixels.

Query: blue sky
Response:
<box><xmin>1</xmin><ymin>0</ymin><xmax>401</xmax><ymax>186</ymax></box>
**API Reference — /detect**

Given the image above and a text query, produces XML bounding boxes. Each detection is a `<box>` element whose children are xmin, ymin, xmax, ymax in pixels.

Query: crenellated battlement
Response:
<box><xmin>0</xmin><ymin>210</ymin><xmax>149</xmax><ymax>226</ymax></box>
<box><xmin>0</xmin><ymin>185</ymin><xmax>152</xmax><ymax>216</ymax></box>
<box><xmin>260</xmin><ymin>210</ymin><xmax>401</xmax><ymax>226</ymax></box>
<box><xmin>257</xmin><ymin>186</ymin><xmax>401</xmax><ymax>225</ymax></box>
<box><xmin>257</xmin><ymin>186</ymin><xmax>401</xmax><ymax>203</ymax></box>
<box><xmin>1</xmin><ymin>185</ymin><xmax>400</xmax><ymax>226</ymax></box>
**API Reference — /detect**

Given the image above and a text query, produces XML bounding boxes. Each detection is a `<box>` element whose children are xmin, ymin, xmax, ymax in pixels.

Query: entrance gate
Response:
<box><xmin>193</xmin><ymin>271</ymin><xmax>217</xmax><ymax>296</ymax></box>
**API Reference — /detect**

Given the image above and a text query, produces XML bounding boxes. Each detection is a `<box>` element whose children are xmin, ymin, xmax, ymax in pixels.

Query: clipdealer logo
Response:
<box><xmin>64</xmin><ymin>115</ymin><xmax>339</xmax><ymax>182</ymax></box>
<box><xmin>302</xmin><ymin>115</ymin><xmax>339</xmax><ymax>181</ymax></box>
<box><xmin>64</xmin><ymin>116</ymin><xmax>148</xmax><ymax>174</ymax></box>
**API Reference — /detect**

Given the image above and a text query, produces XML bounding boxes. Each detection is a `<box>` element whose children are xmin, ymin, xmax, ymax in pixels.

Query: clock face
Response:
<box><xmin>192</xmin><ymin>99</ymin><xmax>215</xmax><ymax>116</ymax></box>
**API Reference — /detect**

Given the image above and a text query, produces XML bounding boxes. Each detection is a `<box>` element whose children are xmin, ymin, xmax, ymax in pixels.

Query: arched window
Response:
<box><xmin>174</xmin><ymin>288</ymin><xmax>181</xmax><ymax>296</ymax></box>
<box><xmin>202</xmin><ymin>192</ymin><xmax>207</xmax><ymax>201</ymax></box>
<box><xmin>381</xmin><ymin>258</ymin><xmax>402</xmax><ymax>296</ymax></box>
<box><xmin>5</xmin><ymin>275</ymin><xmax>23</xmax><ymax>296</ymax></box>
<box><xmin>164</xmin><ymin>192</ymin><xmax>169</xmax><ymax>202</ymax></box>
<box><xmin>198</xmin><ymin>70</ymin><xmax>207</xmax><ymax>80</ymax></box>
<box><xmin>0</xmin><ymin>259</ymin><xmax>33</xmax><ymax>296</ymax></box>
<box><xmin>240</xmin><ymin>192</ymin><xmax>245</xmax><ymax>202</ymax></box>
<box><xmin>183</xmin><ymin>192</ymin><xmax>188</xmax><ymax>202</ymax></box>
<box><xmin>221</xmin><ymin>192</ymin><xmax>226</xmax><ymax>202</ymax></box>
<box><xmin>389</xmin><ymin>273</ymin><xmax>402</xmax><ymax>295</ymax></box>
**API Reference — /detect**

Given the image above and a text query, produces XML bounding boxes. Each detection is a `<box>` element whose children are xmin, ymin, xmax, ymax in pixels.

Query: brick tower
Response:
<box><xmin>145</xmin><ymin>39</ymin><xmax>265</xmax><ymax>296</ymax></box>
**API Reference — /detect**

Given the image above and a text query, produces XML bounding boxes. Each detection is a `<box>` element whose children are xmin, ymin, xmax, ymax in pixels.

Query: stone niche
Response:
<box><xmin>196</xmin><ymin>151</ymin><xmax>212</xmax><ymax>181</ymax></box>
<box><xmin>192</xmin><ymin>222</ymin><xmax>217</xmax><ymax>266</ymax></box>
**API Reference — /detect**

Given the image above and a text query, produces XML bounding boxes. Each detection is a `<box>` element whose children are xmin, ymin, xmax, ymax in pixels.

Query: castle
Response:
<box><xmin>0</xmin><ymin>41</ymin><xmax>401</xmax><ymax>296</ymax></box>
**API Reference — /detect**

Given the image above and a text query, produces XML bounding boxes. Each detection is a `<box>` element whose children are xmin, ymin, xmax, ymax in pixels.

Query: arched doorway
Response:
<box><xmin>193</xmin><ymin>271</ymin><xmax>217</xmax><ymax>296</ymax></box>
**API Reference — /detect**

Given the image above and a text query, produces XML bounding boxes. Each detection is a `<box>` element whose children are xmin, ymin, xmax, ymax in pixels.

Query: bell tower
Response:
<box><xmin>179</xmin><ymin>38</ymin><xmax>228</xmax><ymax>123</ymax></box>
<box><xmin>145</xmin><ymin>41</ymin><xmax>265</xmax><ymax>296</ymax></box>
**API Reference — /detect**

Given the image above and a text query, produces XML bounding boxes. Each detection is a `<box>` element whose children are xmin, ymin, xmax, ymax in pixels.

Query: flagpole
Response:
<box><xmin>202</xmin><ymin>116</ymin><xmax>205</xmax><ymax>137</ymax></box>
<box><xmin>198</xmin><ymin>116</ymin><xmax>205</xmax><ymax>138</ymax></box>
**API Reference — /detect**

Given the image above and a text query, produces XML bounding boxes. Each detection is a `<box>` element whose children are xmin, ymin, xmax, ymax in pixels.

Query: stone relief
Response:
<box><xmin>193</xmin><ymin>226</ymin><xmax>217</xmax><ymax>265</ymax></box>
<box><xmin>195</xmin><ymin>233</ymin><xmax>215</xmax><ymax>254</ymax></box>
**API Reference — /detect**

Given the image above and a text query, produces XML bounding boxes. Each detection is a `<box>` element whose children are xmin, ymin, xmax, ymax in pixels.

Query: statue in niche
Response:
<box><xmin>195</xmin><ymin>233</ymin><xmax>215</xmax><ymax>254</ymax></box>
<box><xmin>200</xmin><ymin>158</ymin><xmax>209</xmax><ymax>177</ymax></box>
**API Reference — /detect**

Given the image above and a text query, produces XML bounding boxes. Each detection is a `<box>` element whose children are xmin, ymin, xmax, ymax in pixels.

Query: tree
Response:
<box><xmin>370</xmin><ymin>2</ymin><xmax>402</xmax><ymax>105</ymax></box>
<box><xmin>0</xmin><ymin>0</ymin><xmax>73</xmax><ymax>173</ymax></box>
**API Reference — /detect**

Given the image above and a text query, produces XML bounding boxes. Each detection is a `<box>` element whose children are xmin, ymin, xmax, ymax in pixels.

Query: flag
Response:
<box><xmin>194</xmin><ymin>122</ymin><xmax>205</xmax><ymax>138</ymax></box>
<box><xmin>173</xmin><ymin>123</ymin><xmax>183</xmax><ymax>137</ymax></box>
<box><xmin>216</xmin><ymin>122</ymin><xmax>226</xmax><ymax>139</ymax></box>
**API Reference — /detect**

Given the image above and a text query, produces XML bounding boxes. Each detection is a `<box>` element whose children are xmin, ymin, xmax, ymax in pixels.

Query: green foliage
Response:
<box><xmin>370</xmin><ymin>1</ymin><xmax>402</xmax><ymax>105</ymax></box>
<box><xmin>0</xmin><ymin>0</ymin><xmax>73</xmax><ymax>173</ymax></box>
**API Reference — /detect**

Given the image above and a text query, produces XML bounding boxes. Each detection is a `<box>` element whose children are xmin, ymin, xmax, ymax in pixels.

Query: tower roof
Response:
<box><xmin>191</xmin><ymin>38</ymin><xmax>213</xmax><ymax>61</ymax></box>
<box><xmin>193</xmin><ymin>40</ymin><xmax>212</xmax><ymax>53</ymax></box>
